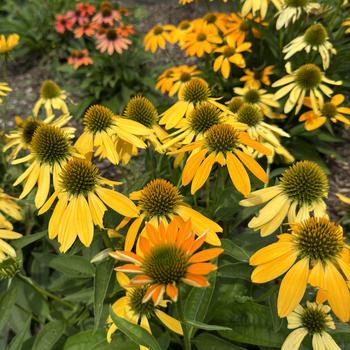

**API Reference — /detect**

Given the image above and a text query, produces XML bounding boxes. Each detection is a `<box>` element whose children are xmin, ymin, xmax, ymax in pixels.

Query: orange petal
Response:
<box><xmin>187</xmin><ymin>263</ymin><xmax>217</xmax><ymax>275</ymax></box>
<box><xmin>109</xmin><ymin>250</ymin><xmax>144</xmax><ymax>264</ymax></box>
<box><xmin>189</xmin><ymin>248</ymin><xmax>224</xmax><ymax>263</ymax></box>
<box><xmin>182</xmin><ymin>273</ymin><xmax>209</xmax><ymax>287</ymax></box>
<box><xmin>166</xmin><ymin>283</ymin><xmax>178</xmax><ymax>302</ymax></box>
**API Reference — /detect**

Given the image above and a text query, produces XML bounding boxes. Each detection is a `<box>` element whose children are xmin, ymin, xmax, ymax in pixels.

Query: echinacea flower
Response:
<box><xmin>299</xmin><ymin>95</ymin><xmax>350</xmax><ymax>131</ymax></box>
<box><xmin>240</xmin><ymin>66</ymin><xmax>274</xmax><ymax>89</ymax></box>
<box><xmin>282</xmin><ymin>302</ymin><xmax>341</xmax><ymax>350</ymax></box>
<box><xmin>241</xmin><ymin>0</ymin><xmax>280</xmax><ymax>19</ymax></box>
<box><xmin>38</xmin><ymin>158</ymin><xmax>139</xmax><ymax>253</ymax></box>
<box><xmin>233</xmin><ymin>103</ymin><xmax>293</xmax><ymax>164</ymax></box>
<box><xmin>123</xmin><ymin>96</ymin><xmax>167</xmax><ymax>150</ymax></box>
<box><xmin>76</xmin><ymin>2</ymin><xmax>96</xmax><ymax>17</ymax></box>
<box><xmin>144</xmin><ymin>25</ymin><xmax>176</xmax><ymax>53</ymax></box>
<box><xmin>92</xmin><ymin>1</ymin><xmax>121</xmax><ymax>25</ymax></box>
<box><xmin>250</xmin><ymin>217</ymin><xmax>350</xmax><ymax>321</ymax></box>
<box><xmin>0</xmin><ymin>222</ymin><xmax>22</xmax><ymax>263</ymax></box>
<box><xmin>74</xmin><ymin>21</ymin><xmax>98</xmax><ymax>38</ymax></box>
<box><xmin>240</xmin><ymin>160</ymin><xmax>328</xmax><ymax>236</ymax></box>
<box><xmin>75</xmin><ymin>104</ymin><xmax>150</xmax><ymax>165</ymax></box>
<box><xmin>3</xmin><ymin>114</ymin><xmax>74</xmax><ymax>160</ymax></box>
<box><xmin>12</xmin><ymin>124</ymin><xmax>79</xmax><ymax>209</ymax></box>
<box><xmin>0</xmin><ymin>33</ymin><xmax>20</xmax><ymax>54</ymax></box>
<box><xmin>121</xmin><ymin>178</ymin><xmax>222</xmax><ymax>250</ymax></box>
<box><xmin>171</xmin><ymin>124</ymin><xmax>271</xmax><ymax>195</ymax></box>
<box><xmin>201</xmin><ymin>12</ymin><xmax>227</xmax><ymax>32</ymax></box>
<box><xmin>167</xmin><ymin>65</ymin><xmax>202</xmax><ymax>97</ymax></box>
<box><xmin>33</xmin><ymin>80</ymin><xmax>69</xmax><ymax>117</ymax></box>
<box><xmin>55</xmin><ymin>14</ymin><xmax>74</xmax><ymax>34</ymax></box>
<box><xmin>67</xmin><ymin>49</ymin><xmax>93</xmax><ymax>69</ymax></box>
<box><xmin>96</xmin><ymin>28</ymin><xmax>131</xmax><ymax>55</ymax></box>
<box><xmin>171</xmin><ymin>20</ymin><xmax>193</xmax><ymax>44</ymax></box>
<box><xmin>283</xmin><ymin>24</ymin><xmax>336</xmax><ymax>70</ymax></box>
<box><xmin>275</xmin><ymin>0</ymin><xmax>321</xmax><ymax>30</ymax></box>
<box><xmin>336</xmin><ymin>193</ymin><xmax>350</xmax><ymax>205</ymax></box>
<box><xmin>0</xmin><ymin>188</ymin><xmax>22</xmax><ymax>230</ymax></box>
<box><xmin>272</xmin><ymin>63</ymin><xmax>342</xmax><ymax>114</ymax></box>
<box><xmin>233</xmin><ymin>86</ymin><xmax>283</xmax><ymax>119</ymax></box>
<box><xmin>181</xmin><ymin>21</ymin><xmax>222</xmax><ymax>57</ymax></box>
<box><xmin>0</xmin><ymin>82</ymin><xmax>11</xmax><ymax>104</ymax></box>
<box><xmin>160</xmin><ymin>78</ymin><xmax>227</xmax><ymax>130</ymax></box>
<box><xmin>107</xmin><ymin>272</ymin><xmax>183</xmax><ymax>345</ymax></box>
<box><xmin>111</xmin><ymin>220</ymin><xmax>223</xmax><ymax>304</ymax></box>
<box><xmin>213</xmin><ymin>41</ymin><xmax>252</xmax><ymax>79</ymax></box>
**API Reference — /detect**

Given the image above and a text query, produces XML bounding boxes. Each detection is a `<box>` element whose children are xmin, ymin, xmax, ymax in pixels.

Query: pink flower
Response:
<box><xmin>55</xmin><ymin>14</ymin><xmax>74</xmax><ymax>34</ymax></box>
<box><xmin>67</xmin><ymin>49</ymin><xmax>93</xmax><ymax>69</ymax></box>
<box><xmin>76</xmin><ymin>2</ymin><xmax>96</xmax><ymax>17</ymax></box>
<box><xmin>96</xmin><ymin>28</ymin><xmax>131</xmax><ymax>55</ymax></box>
<box><xmin>92</xmin><ymin>2</ymin><xmax>121</xmax><ymax>26</ymax></box>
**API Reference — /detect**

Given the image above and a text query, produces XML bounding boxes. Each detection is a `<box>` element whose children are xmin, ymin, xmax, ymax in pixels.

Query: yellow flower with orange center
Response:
<box><xmin>170</xmin><ymin>124</ymin><xmax>271</xmax><ymax>196</ymax></box>
<box><xmin>110</xmin><ymin>220</ymin><xmax>223</xmax><ymax>305</ymax></box>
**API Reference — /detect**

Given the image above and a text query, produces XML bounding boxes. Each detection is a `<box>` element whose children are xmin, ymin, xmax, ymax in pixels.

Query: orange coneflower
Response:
<box><xmin>93</xmin><ymin>1</ymin><xmax>121</xmax><ymax>25</ymax></box>
<box><xmin>55</xmin><ymin>14</ymin><xmax>75</xmax><ymax>34</ymax></box>
<box><xmin>96</xmin><ymin>28</ymin><xmax>131</xmax><ymax>55</ymax></box>
<box><xmin>67</xmin><ymin>49</ymin><xmax>93</xmax><ymax>69</ymax></box>
<box><xmin>110</xmin><ymin>220</ymin><xmax>223</xmax><ymax>305</ymax></box>
<box><xmin>240</xmin><ymin>66</ymin><xmax>274</xmax><ymax>89</ymax></box>
<box><xmin>74</xmin><ymin>21</ymin><xmax>98</xmax><ymax>38</ymax></box>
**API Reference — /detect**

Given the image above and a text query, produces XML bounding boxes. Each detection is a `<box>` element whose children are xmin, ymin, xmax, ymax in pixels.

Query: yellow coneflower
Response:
<box><xmin>168</xmin><ymin>65</ymin><xmax>202</xmax><ymax>97</ymax></box>
<box><xmin>240</xmin><ymin>160</ymin><xmax>328</xmax><ymax>236</ymax></box>
<box><xmin>75</xmin><ymin>104</ymin><xmax>150</xmax><ymax>164</ymax></box>
<box><xmin>171</xmin><ymin>20</ymin><xmax>193</xmax><ymax>44</ymax></box>
<box><xmin>4</xmin><ymin>114</ymin><xmax>74</xmax><ymax>160</ymax></box>
<box><xmin>159</xmin><ymin>78</ymin><xmax>227</xmax><ymax>130</ymax></box>
<box><xmin>144</xmin><ymin>24</ymin><xmax>176</xmax><ymax>53</ymax></box>
<box><xmin>0</xmin><ymin>222</ymin><xmax>22</xmax><ymax>263</ymax></box>
<box><xmin>0</xmin><ymin>82</ymin><xmax>11</xmax><ymax>104</ymax></box>
<box><xmin>240</xmin><ymin>66</ymin><xmax>274</xmax><ymax>89</ymax></box>
<box><xmin>111</xmin><ymin>220</ymin><xmax>223</xmax><ymax>304</ymax></box>
<box><xmin>161</xmin><ymin>102</ymin><xmax>245</xmax><ymax>151</ymax></box>
<box><xmin>272</xmin><ymin>63</ymin><xmax>342</xmax><ymax>114</ymax></box>
<box><xmin>233</xmin><ymin>103</ymin><xmax>293</xmax><ymax>164</ymax></box>
<box><xmin>12</xmin><ymin>124</ymin><xmax>80</xmax><ymax>209</ymax></box>
<box><xmin>213</xmin><ymin>41</ymin><xmax>252</xmax><ymax>79</ymax></box>
<box><xmin>155</xmin><ymin>67</ymin><xmax>177</xmax><ymax>95</ymax></box>
<box><xmin>275</xmin><ymin>0</ymin><xmax>321</xmax><ymax>30</ymax></box>
<box><xmin>282</xmin><ymin>302</ymin><xmax>341</xmax><ymax>350</ymax></box>
<box><xmin>241</xmin><ymin>0</ymin><xmax>281</xmax><ymax>19</ymax></box>
<box><xmin>170</xmin><ymin>124</ymin><xmax>271</xmax><ymax>196</ymax></box>
<box><xmin>201</xmin><ymin>12</ymin><xmax>227</xmax><ymax>32</ymax></box>
<box><xmin>107</xmin><ymin>272</ymin><xmax>183</xmax><ymax>345</ymax></box>
<box><xmin>123</xmin><ymin>96</ymin><xmax>167</xmax><ymax>150</ymax></box>
<box><xmin>299</xmin><ymin>95</ymin><xmax>350</xmax><ymax>131</ymax></box>
<box><xmin>181</xmin><ymin>21</ymin><xmax>222</xmax><ymax>57</ymax></box>
<box><xmin>38</xmin><ymin>158</ymin><xmax>139</xmax><ymax>253</ymax></box>
<box><xmin>118</xmin><ymin>178</ymin><xmax>222</xmax><ymax>250</ymax></box>
<box><xmin>0</xmin><ymin>188</ymin><xmax>22</xmax><ymax>230</ymax></box>
<box><xmin>233</xmin><ymin>86</ymin><xmax>283</xmax><ymax>119</ymax></box>
<box><xmin>250</xmin><ymin>217</ymin><xmax>350</xmax><ymax>321</ymax></box>
<box><xmin>283</xmin><ymin>24</ymin><xmax>336</xmax><ymax>70</ymax></box>
<box><xmin>0</xmin><ymin>34</ymin><xmax>20</xmax><ymax>54</ymax></box>
<box><xmin>33</xmin><ymin>80</ymin><xmax>69</xmax><ymax>117</ymax></box>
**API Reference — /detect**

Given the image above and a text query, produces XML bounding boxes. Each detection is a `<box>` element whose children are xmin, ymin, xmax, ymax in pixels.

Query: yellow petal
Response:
<box><xmin>226</xmin><ymin>152</ymin><xmax>250</xmax><ymax>196</ymax></box>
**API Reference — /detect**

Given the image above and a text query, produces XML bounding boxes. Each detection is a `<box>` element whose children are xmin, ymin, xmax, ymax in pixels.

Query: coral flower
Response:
<box><xmin>282</xmin><ymin>302</ymin><xmax>341</xmax><ymax>350</ymax></box>
<box><xmin>4</xmin><ymin>114</ymin><xmax>74</xmax><ymax>160</ymax></box>
<box><xmin>240</xmin><ymin>66</ymin><xmax>274</xmax><ymax>89</ymax></box>
<box><xmin>0</xmin><ymin>82</ymin><xmax>11</xmax><ymax>104</ymax></box>
<box><xmin>144</xmin><ymin>24</ymin><xmax>176</xmax><ymax>53</ymax></box>
<box><xmin>92</xmin><ymin>1</ymin><xmax>121</xmax><ymax>25</ymax></box>
<box><xmin>74</xmin><ymin>22</ymin><xmax>98</xmax><ymax>38</ymax></box>
<box><xmin>33</xmin><ymin>80</ymin><xmax>68</xmax><ymax>117</ymax></box>
<box><xmin>111</xmin><ymin>220</ymin><xmax>223</xmax><ymax>305</ymax></box>
<box><xmin>0</xmin><ymin>33</ymin><xmax>20</xmax><ymax>54</ymax></box>
<box><xmin>299</xmin><ymin>95</ymin><xmax>350</xmax><ymax>131</ymax></box>
<box><xmin>67</xmin><ymin>49</ymin><xmax>93</xmax><ymax>69</ymax></box>
<box><xmin>119</xmin><ymin>178</ymin><xmax>223</xmax><ymax>251</ymax></box>
<box><xmin>213</xmin><ymin>41</ymin><xmax>252</xmax><ymax>79</ymax></box>
<box><xmin>240</xmin><ymin>161</ymin><xmax>329</xmax><ymax>236</ymax></box>
<box><xmin>12</xmin><ymin>124</ymin><xmax>79</xmax><ymax>209</ymax></box>
<box><xmin>76</xmin><ymin>2</ymin><xmax>96</xmax><ymax>17</ymax></box>
<box><xmin>55</xmin><ymin>14</ymin><xmax>74</xmax><ymax>34</ymax></box>
<box><xmin>171</xmin><ymin>124</ymin><xmax>271</xmax><ymax>196</ymax></box>
<box><xmin>96</xmin><ymin>28</ymin><xmax>131</xmax><ymax>55</ymax></box>
<box><xmin>75</xmin><ymin>104</ymin><xmax>150</xmax><ymax>165</ymax></box>
<box><xmin>38</xmin><ymin>158</ymin><xmax>139</xmax><ymax>253</ymax></box>
<box><xmin>181</xmin><ymin>21</ymin><xmax>222</xmax><ymax>57</ymax></box>
<box><xmin>250</xmin><ymin>217</ymin><xmax>350</xmax><ymax>321</ymax></box>
<box><xmin>273</xmin><ymin>63</ymin><xmax>342</xmax><ymax>114</ymax></box>
<box><xmin>107</xmin><ymin>272</ymin><xmax>183</xmax><ymax>345</ymax></box>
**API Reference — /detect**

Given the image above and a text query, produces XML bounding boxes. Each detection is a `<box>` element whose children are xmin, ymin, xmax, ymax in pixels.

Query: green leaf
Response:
<box><xmin>218</xmin><ymin>262</ymin><xmax>252</xmax><ymax>281</ymax></box>
<box><xmin>213</xmin><ymin>301</ymin><xmax>287</xmax><ymax>347</ymax></box>
<box><xmin>32</xmin><ymin>320</ymin><xmax>66</xmax><ymax>350</ymax></box>
<box><xmin>12</xmin><ymin>230</ymin><xmax>47</xmax><ymax>249</ymax></box>
<box><xmin>185</xmin><ymin>319</ymin><xmax>232</xmax><ymax>331</ymax></box>
<box><xmin>184</xmin><ymin>269</ymin><xmax>217</xmax><ymax>338</ymax></box>
<box><xmin>109</xmin><ymin>305</ymin><xmax>162</xmax><ymax>350</ymax></box>
<box><xmin>0</xmin><ymin>285</ymin><xmax>17</xmax><ymax>331</ymax></box>
<box><xmin>193</xmin><ymin>333</ymin><xmax>246</xmax><ymax>350</ymax></box>
<box><xmin>49</xmin><ymin>256</ymin><xmax>95</xmax><ymax>277</ymax></box>
<box><xmin>8</xmin><ymin>316</ymin><xmax>31</xmax><ymax>350</ymax></box>
<box><xmin>94</xmin><ymin>259</ymin><xmax>114</xmax><ymax>330</ymax></box>
<box><xmin>221</xmin><ymin>239</ymin><xmax>249</xmax><ymax>262</ymax></box>
<box><xmin>268</xmin><ymin>287</ymin><xmax>283</xmax><ymax>332</ymax></box>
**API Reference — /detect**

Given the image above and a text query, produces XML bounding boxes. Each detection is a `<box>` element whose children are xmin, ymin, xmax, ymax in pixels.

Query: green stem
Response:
<box><xmin>17</xmin><ymin>273</ymin><xmax>75</xmax><ymax>309</ymax></box>
<box><xmin>177</xmin><ymin>292</ymin><xmax>191</xmax><ymax>350</ymax></box>
<box><xmin>100</xmin><ymin>229</ymin><xmax>114</xmax><ymax>249</ymax></box>
<box><xmin>205</xmin><ymin>179</ymin><xmax>210</xmax><ymax>209</ymax></box>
